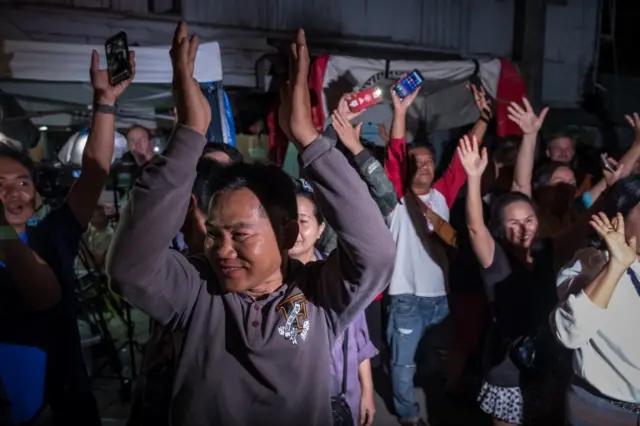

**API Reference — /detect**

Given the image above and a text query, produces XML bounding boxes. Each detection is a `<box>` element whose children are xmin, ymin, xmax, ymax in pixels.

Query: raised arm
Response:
<box><xmin>384</xmin><ymin>87</ymin><xmax>421</xmax><ymax>198</ymax></box>
<box><xmin>106</xmin><ymin>22</ymin><xmax>212</xmax><ymax>328</ymax></box>
<box><xmin>285</xmin><ymin>30</ymin><xmax>395</xmax><ymax>334</ymax></box>
<box><xmin>67</xmin><ymin>50</ymin><xmax>136</xmax><ymax>228</ymax></box>
<box><xmin>457</xmin><ymin>135</ymin><xmax>495</xmax><ymax>268</ymax></box>
<box><xmin>508</xmin><ymin>98</ymin><xmax>549</xmax><ymax>198</ymax></box>
<box><xmin>552</xmin><ymin>213</ymin><xmax>634</xmax><ymax>348</ymax></box>
<box><xmin>431</xmin><ymin>84</ymin><xmax>492</xmax><ymax>208</ymax></box>
<box><xmin>331</xmin><ymin>108</ymin><xmax>398</xmax><ymax>217</ymax></box>
<box><xmin>586</xmin><ymin>113</ymin><xmax>640</xmax><ymax>205</ymax></box>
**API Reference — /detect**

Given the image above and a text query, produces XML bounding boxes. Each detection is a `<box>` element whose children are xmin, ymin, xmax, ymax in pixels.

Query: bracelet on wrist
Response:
<box><xmin>93</xmin><ymin>102</ymin><xmax>118</xmax><ymax>115</ymax></box>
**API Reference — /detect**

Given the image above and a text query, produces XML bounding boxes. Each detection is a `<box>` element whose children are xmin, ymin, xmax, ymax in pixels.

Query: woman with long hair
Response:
<box><xmin>457</xmin><ymin>136</ymin><xmax>566</xmax><ymax>426</ymax></box>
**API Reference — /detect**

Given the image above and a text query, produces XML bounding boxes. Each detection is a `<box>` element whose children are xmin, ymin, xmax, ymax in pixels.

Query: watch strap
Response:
<box><xmin>94</xmin><ymin>103</ymin><xmax>118</xmax><ymax>115</ymax></box>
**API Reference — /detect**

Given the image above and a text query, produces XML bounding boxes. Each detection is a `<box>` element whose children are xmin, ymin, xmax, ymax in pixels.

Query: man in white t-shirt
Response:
<box><xmin>383</xmin><ymin>86</ymin><xmax>489</xmax><ymax>426</ymax></box>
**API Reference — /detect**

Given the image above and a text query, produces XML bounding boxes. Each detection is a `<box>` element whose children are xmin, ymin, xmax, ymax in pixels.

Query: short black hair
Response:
<box><xmin>293</xmin><ymin>179</ymin><xmax>323</xmax><ymax>224</ymax></box>
<box><xmin>491</xmin><ymin>135</ymin><xmax>520</xmax><ymax>167</ymax></box>
<box><xmin>191</xmin><ymin>158</ymin><xmax>226</xmax><ymax>213</ymax></box>
<box><xmin>208</xmin><ymin>162</ymin><xmax>297</xmax><ymax>226</ymax></box>
<box><xmin>202</xmin><ymin>142</ymin><xmax>244</xmax><ymax>164</ymax></box>
<box><xmin>546</xmin><ymin>131</ymin><xmax>575</xmax><ymax>149</ymax></box>
<box><xmin>0</xmin><ymin>145</ymin><xmax>37</xmax><ymax>183</ymax></box>
<box><xmin>407</xmin><ymin>141</ymin><xmax>435</xmax><ymax>158</ymax></box>
<box><xmin>534</xmin><ymin>161</ymin><xmax>574</xmax><ymax>188</ymax></box>
<box><xmin>127</xmin><ymin>125</ymin><xmax>150</xmax><ymax>139</ymax></box>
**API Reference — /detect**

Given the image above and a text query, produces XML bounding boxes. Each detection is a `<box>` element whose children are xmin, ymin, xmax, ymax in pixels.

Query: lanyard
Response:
<box><xmin>625</xmin><ymin>268</ymin><xmax>640</xmax><ymax>297</ymax></box>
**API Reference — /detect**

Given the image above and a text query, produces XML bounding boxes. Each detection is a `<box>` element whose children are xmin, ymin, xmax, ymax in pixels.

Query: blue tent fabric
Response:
<box><xmin>0</xmin><ymin>343</ymin><xmax>46</xmax><ymax>423</ymax></box>
<box><xmin>202</xmin><ymin>82</ymin><xmax>236</xmax><ymax>147</ymax></box>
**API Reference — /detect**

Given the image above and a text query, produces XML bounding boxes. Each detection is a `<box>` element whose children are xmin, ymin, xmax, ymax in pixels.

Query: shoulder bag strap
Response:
<box><xmin>341</xmin><ymin>329</ymin><xmax>349</xmax><ymax>396</ymax></box>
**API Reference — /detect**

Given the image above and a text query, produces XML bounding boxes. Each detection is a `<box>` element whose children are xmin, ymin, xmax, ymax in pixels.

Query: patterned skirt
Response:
<box><xmin>478</xmin><ymin>377</ymin><xmax>566</xmax><ymax>425</ymax></box>
<box><xmin>478</xmin><ymin>382</ymin><xmax>524</xmax><ymax>424</ymax></box>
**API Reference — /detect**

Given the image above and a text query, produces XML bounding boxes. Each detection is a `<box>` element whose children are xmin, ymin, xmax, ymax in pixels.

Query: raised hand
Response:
<box><xmin>467</xmin><ymin>83</ymin><xmax>492</xmax><ymax>121</ymax></box>
<box><xmin>456</xmin><ymin>135</ymin><xmax>487</xmax><ymax>177</ymax></box>
<box><xmin>601</xmin><ymin>154</ymin><xmax>624</xmax><ymax>187</ymax></box>
<box><xmin>590</xmin><ymin>212</ymin><xmax>637</xmax><ymax>269</ymax></box>
<box><xmin>287</xmin><ymin>29</ymin><xmax>318</xmax><ymax>149</ymax></box>
<box><xmin>336</xmin><ymin>92</ymin><xmax>365</xmax><ymax>122</ymax></box>
<box><xmin>624</xmin><ymin>112</ymin><xmax>640</xmax><ymax>142</ymax></box>
<box><xmin>170</xmin><ymin>21</ymin><xmax>211</xmax><ymax>135</ymax></box>
<box><xmin>391</xmin><ymin>78</ymin><xmax>421</xmax><ymax>114</ymax></box>
<box><xmin>90</xmin><ymin>49</ymin><xmax>135</xmax><ymax>105</ymax></box>
<box><xmin>507</xmin><ymin>97</ymin><xmax>549</xmax><ymax>135</ymax></box>
<box><xmin>331</xmin><ymin>110</ymin><xmax>363</xmax><ymax>153</ymax></box>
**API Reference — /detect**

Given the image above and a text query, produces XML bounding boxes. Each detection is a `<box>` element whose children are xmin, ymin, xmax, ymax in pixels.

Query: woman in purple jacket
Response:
<box><xmin>290</xmin><ymin>179</ymin><xmax>378</xmax><ymax>426</ymax></box>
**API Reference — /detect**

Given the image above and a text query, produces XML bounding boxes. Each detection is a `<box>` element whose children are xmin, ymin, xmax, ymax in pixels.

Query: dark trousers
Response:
<box><xmin>364</xmin><ymin>299</ymin><xmax>384</xmax><ymax>368</ymax></box>
<box><xmin>566</xmin><ymin>377</ymin><xmax>640</xmax><ymax>426</ymax></box>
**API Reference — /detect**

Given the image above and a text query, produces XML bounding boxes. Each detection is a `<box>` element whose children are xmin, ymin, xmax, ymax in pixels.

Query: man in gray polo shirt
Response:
<box><xmin>107</xmin><ymin>23</ymin><xmax>395</xmax><ymax>426</ymax></box>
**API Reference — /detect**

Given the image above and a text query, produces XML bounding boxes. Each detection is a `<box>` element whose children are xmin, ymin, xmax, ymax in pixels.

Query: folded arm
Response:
<box><xmin>106</xmin><ymin>125</ymin><xmax>205</xmax><ymax>328</ymax></box>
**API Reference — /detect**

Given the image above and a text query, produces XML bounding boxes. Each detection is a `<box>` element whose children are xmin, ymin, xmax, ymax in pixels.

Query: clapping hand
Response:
<box><xmin>456</xmin><ymin>135</ymin><xmax>487</xmax><ymax>177</ymax></box>
<box><xmin>90</xmin><ymin>49</ymin><xmax>135</xmax><ymax>105</ymax></box>
<box><xmin>286</xmin><ymin>29</ymin><xmax>318</xmax><ymax>149</ymax></box>
<box><xmin>507</xmin><ymin>97</ymin><xmax>549</xmax><ymax>135</ymax></box>
<box><xmin>170</xmin><ymin>21</ymin><xmax>211</xmax><ymax>135</ymax></box>
<box><xmin>590</xmin><ymin>212</ymin><xmax>637</xmax><ymax>269</ymax></box>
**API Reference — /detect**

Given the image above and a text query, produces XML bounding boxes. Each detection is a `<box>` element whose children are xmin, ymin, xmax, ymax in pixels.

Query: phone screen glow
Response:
<box><xmin>393</xmin><ymin>71</ymin><xmax>424</xmax><ymax>99</ymax></box>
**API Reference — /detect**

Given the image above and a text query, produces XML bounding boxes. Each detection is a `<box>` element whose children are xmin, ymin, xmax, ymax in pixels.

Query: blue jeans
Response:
<box><xmin>387</xmin><ymin>294</ymin><xmax>449</xmax><ymax>422</ymax></box>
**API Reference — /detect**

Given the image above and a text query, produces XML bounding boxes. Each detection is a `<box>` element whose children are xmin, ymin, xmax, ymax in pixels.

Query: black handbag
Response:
<box><xmin>330</xmin><ymin>330</ymin><xmax>354</xmax><ymax>426</ymax></box>
<box><xmin>509</xmin><ymin>328</ymin><xmax>572</xmax><ymax>376</ymax></box>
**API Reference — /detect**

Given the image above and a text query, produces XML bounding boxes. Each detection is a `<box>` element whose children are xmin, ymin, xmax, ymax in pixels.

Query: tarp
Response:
<box><xmin>311</xmin><ymin>55</ymin><xmax>525</xmax><ymax>138</ymax></box>
<box><xmin>267</xmin><ymin>55</ymin><xmax>526</xmax><ymax>166</ymax></box>
<box><xmin>0</xmin><ymin>40</ymin><xmax>222</xmax><ymax>83</ymax></box>
<box><xmin>0</xmin><ymin>40</ymin><xmax>223</xmax><ymax>130</ymax></box>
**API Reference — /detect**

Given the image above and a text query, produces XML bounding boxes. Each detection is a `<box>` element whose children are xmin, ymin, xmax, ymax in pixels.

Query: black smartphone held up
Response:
<box><xmin>392</xmin><ymin>70</ymin><xmax>425</xmax><ymax>100</ymax></box>
<box><xmin>105</xmin><ymin>31</ymin><xmax>132</xmax><ymax>86</ymax></box>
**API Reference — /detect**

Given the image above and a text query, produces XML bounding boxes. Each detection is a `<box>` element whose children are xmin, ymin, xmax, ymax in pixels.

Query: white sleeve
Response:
<box><xmin>551</xmin><ymin>250</ymin><xmax>608</xmax><ymax>349</ymax></box>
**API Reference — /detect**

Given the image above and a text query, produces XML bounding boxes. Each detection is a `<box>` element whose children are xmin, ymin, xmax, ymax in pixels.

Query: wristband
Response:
<box><xmin>582</xmin><ymin>192</ymin><xmax>593</xmax><ymax>209</ymax></box>
<box><xmin>94</xmin><ymin>103</ymin><xmax>118</xmax><ymax>115</ymax></box>
<box><xmin>0</xmin><ymin>225</ymin><xmax>18</xmax><ymax>242</ymax></box>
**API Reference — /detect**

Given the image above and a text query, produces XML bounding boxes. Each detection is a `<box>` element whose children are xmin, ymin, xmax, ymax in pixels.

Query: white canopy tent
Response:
<box><xmin>0</xmin><ymin>39</ymin><xmax>223</xmax><ymax>130</ymax></box>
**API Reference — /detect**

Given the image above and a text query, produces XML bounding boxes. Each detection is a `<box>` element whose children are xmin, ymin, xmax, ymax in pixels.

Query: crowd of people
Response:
<box><xmin>0</xmin><ymin>20</ymin><xmax>639</xmax><ymax>426</ymax></box>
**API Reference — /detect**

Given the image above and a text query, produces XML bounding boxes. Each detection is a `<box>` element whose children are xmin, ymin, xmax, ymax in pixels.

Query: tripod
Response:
<box><xmin>72</xmin><ymin>170</ymin><xmax>144</xmax><ymax>402</ymax></box>
<box><xmin>75</xmin><ymin>237</ymin><xmax>142</xmax><ymax>401</ymax></box>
